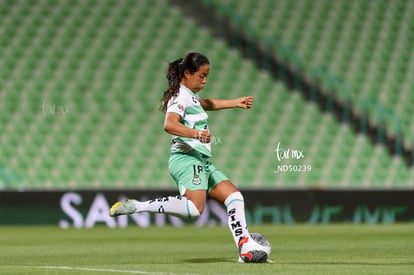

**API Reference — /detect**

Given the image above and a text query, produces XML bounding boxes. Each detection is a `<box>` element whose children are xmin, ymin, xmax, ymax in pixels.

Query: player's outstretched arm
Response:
<box><xmin>200</xmin><ymin>96</ymin><xmax>254</xmax><ymax>111</ymax></box>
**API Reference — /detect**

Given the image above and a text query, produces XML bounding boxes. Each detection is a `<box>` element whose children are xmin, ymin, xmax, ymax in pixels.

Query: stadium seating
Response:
<box><xmin>215</xmin><ymin>0</ymin><xmax>414</xmax><ymax>149</ymax></box>
<box><xmin>0</xmin><ymin>0</ymin><xmax>412</xmax><ymax>189</ymax></box>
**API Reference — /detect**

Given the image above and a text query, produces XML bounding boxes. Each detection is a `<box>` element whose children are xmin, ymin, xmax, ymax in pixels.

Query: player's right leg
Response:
<box><xmin>110</xmin><ymin>151</ymin><xmax>208</xmax><ymax>219</ymax></box>
<box><xmin>109</xmin><ymin>194</ymin><xmax>202</xmax><ymax>219</ymax></box>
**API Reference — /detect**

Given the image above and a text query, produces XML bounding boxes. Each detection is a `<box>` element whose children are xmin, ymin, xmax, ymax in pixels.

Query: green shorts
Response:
<box><xmin>168</xmin><ymin>149</ymin><xmax>229</xmax><ymax>196</ymax></box>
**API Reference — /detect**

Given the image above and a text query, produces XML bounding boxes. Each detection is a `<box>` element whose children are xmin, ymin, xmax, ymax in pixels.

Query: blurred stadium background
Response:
<box><xmin>0</xmin><ymin>0</ymin><xmax>413</xmax><ymax>193</ymax></box>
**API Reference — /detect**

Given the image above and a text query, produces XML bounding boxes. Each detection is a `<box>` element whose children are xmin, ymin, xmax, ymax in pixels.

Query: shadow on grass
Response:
<box><xmin>183</xmin><ymin>258</ymin><xmax>234</xmax><ymax>263</ymax></box>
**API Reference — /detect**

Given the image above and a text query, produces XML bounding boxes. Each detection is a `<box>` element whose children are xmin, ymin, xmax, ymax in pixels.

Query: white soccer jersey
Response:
<box><xmin>166</xmin><ymin>85</ymin><xmax>211</xmax><ymax>157</ymax></box>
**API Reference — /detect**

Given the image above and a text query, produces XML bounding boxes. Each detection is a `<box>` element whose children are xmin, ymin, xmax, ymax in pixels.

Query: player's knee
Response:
<box><xmin>191</xmin><ymin>200</ymin><xmax>205</xmax><ymax>215</ymax></box>
<box><xmin>183</xmin><ymin>190</ymin><xmax>206</xmax><ymax>218</ymax></box>
<box><xmin>186</xmin><ymin>199</ymin><xmax>203</xmax><ymax>219</ymax></box>
<box><xmin>195</xmin><ymin>204</ymin><xmax>205</xmax><ymax>215</ymax></box>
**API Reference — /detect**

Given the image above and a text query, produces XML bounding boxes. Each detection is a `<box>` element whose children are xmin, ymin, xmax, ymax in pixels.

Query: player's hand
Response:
<box><xmin>196</xmin><ymin>130</ymin><xmax>211</xmax><ymax>143</ymax></box>
<box><xmin>236</xmin><ymin>96</ymin><xmax>254</xmax><ymax>109</ymax></box>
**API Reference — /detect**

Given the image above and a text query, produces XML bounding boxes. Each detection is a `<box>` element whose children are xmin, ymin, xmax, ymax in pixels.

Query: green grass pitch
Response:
<box><xmin>0</xmin><ymin>224</ymin><xmax>413</xmax><ymax>274</ymax></box>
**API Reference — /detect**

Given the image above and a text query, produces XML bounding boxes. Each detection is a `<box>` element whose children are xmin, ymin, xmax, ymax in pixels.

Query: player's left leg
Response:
<box><xmin>208</xmin><ymin>180</ymin><xmax>250</xmax><ymax>249</ymax></box>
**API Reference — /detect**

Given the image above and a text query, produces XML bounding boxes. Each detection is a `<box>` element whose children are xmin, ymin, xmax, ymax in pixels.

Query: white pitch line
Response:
<box><xmin>28</xmin><ymin>265</ymin><xmax>173</xmax><ymax>275</ymax></box>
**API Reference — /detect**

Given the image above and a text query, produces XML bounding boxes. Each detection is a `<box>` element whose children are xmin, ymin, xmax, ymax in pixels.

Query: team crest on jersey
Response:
<box><xmin>192</xmin><ymin>175</ymin><xmax>202</xmax><ymax>185</ymax></box>
<box><xmin>177</xmin><ymin>104</ymin><xmax>185</xmax><ymax>112</ymax></box>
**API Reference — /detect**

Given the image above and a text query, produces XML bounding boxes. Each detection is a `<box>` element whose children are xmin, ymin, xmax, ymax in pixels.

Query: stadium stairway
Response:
<box><xmin>204</xmin><ymin>0</ymin><xmax>414</xmax><ymax>156</ymax></box>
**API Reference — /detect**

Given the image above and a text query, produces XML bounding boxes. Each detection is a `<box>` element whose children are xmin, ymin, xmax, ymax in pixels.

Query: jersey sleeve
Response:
<box><xmin>166</xmin><ymin>93</ymin><xmax>187</xmax><ymax>117</ymax></box>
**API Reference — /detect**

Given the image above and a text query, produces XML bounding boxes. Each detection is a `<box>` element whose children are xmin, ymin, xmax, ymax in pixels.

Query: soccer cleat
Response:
<box><xmin>237</xmin><ymin>236</ymin><xmax>251</xmax><ymax>262</ymax></box>
<box><xmin>237</xmin><ymin>237</ymin><xmax>249</xmax><ymax>263</ymax></box>
<box><xmin>109</xmin><ymin>199</ymin><xmax>138</xmax><ymax>217</ymax></box>
<box><xmin>238</xmin><ymin>236</ymin><xmax>249</xmax><ymax>248</ymax></box>
<box><xmin>238</xmin><ymin>235</ymin><xmax>269</xmax><ymax>263</ymax></box>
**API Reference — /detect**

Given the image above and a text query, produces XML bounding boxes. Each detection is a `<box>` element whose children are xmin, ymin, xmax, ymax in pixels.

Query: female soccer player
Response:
<box><xmin>110</xmin><ymin>52</ymin><xmax>254</xmax><ymax>261</ymax></box>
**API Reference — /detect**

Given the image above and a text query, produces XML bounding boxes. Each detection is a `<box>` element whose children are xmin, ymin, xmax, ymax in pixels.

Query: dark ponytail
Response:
<box><xmin>159</xmin><ymin>58</ymin><xmax>184</xmax><ymax>112</ymax></box>
<box><xmin>160</xmin><ymin>53</ymin><xmax>210</xmax><ymax>112</ymax></box>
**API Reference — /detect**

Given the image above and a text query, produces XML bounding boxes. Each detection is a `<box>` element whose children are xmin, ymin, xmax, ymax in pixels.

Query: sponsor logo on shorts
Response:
<box><xmin>192</xmin><ymin>165</ymin><xmax>203</xmax><ymax>185</ymax></box>
<box><xmin>192</xmin><ymin>175</ymin><xmax>202</xmax><ymax>185</ymax></box>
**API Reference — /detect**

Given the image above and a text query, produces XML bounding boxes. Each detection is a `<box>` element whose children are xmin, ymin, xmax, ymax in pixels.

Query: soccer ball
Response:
<box><xmin>238</xmin><ymin>232</ymin><xmax>271</xmax><ymax>263</ymax></box>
